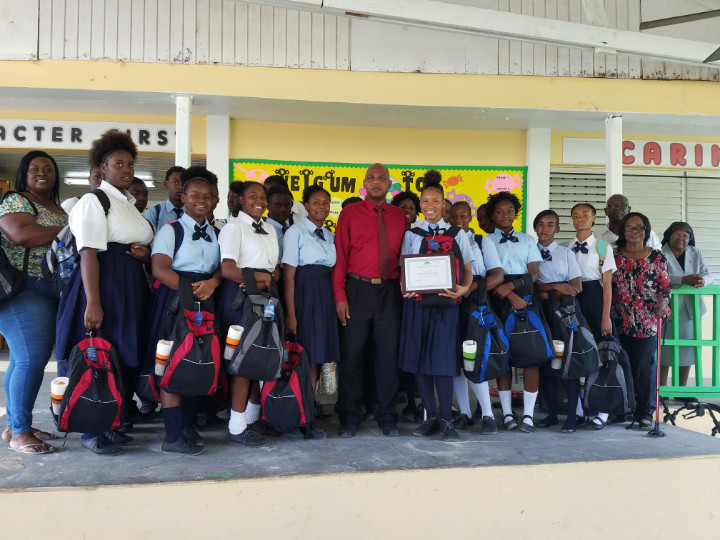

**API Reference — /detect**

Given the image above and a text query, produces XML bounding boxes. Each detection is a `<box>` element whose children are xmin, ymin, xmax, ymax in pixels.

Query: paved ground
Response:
<box><xmin>1</xmin><ymin>352</ymin><xmax>719</xmax><ymax>490</ymax></box>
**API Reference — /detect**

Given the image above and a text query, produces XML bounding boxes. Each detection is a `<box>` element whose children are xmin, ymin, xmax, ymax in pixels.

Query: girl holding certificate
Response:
<box><xmin>398</xmin><ymin>171</ymin><xmax>474</xmax><ymax>442</ymax></box>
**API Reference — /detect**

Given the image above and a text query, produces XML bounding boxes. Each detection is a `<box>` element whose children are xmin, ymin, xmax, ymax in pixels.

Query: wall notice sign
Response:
<box><xmin>563</xmin><ymin>138</ymin><xmax>720</xmax><ymax>170</ymax></box>
<box><xmin>0</xmin><ymin>120</ymin><xmax>175</xmax><ymax>152</ymax></box>
<box><xmin>230</xmin><ymin>159</ymin><xmax>528</xmax><ymax>231</ymax></box>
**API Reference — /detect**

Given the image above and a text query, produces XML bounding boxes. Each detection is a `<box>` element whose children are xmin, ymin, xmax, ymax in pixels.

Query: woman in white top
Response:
<box><xmin>218</xmin><ymin>181</ymin><xmax>281</xmax><ymax>447</ymax></box>
<box><xmin>55</xmin><ymin>130</ymin><xmax>154</xmax><ymax>455</ymax></box>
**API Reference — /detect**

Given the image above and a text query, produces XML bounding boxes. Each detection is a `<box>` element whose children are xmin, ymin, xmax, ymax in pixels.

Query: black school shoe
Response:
<box><xmin>452</xmin><ymin>414</ymin><xmax>475</xmax><ymax>431</ymax></box>
<box><xmin>105</xmin><ymin>429</ymin><xmax>133</xmax><ymax>445</ymax></box>
<box><xmin>81</xmin><ymin>433</ymin><xmax>121</xmax><ymax>455</ymax></box>
<box><xmin>480</xmin><ymin>416</ymin><xmax>498</xmax><ymax>435</ymax></box>
<box><xmin>283</xmin><ymin>427</ymin><xmax>305</xmax><ymax>442</ymax></box>
<box><xmin>162</xmin><ymin>435</ymin><xmax>205</xmax><ymax>455</ymax></box>
<box><xmin>183</xmin><ymin>427</ymin><xmax>204</xmax><ymax>446</ymax></box>
<box><xmin>227</xmin><ymin>428</ymin><xmax>268</xmax><ymax>447</ymax></box>
<box><xmin>338</xmin><ymin>424</ymin><xmax>357</xmax><ymax>438</ymax></box>
<box><xmin>440</xmin><ymin>420</ymin><xmax>460</xmax><ymax>442</ymax></box>
<box><xmin>380</xmin><ymin>423</ymin><xmax>400</xmax><ymax>437</ymax></box>
<box><xmin>413</xmin><ymin>418</ymin><xmax>440</xmax><ymax>437</ymax></box>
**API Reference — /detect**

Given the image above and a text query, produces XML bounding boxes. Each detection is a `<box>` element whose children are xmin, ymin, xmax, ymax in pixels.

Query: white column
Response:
<box><xmin>605</xmin><ymin>115</ymin><xmax>623</xmax><ymax>198</ymax></box>
<box><xmin>207</xmin><ymin>114</ymin><xmax>231</xmax><ymax>219</ymax></box>
<box><xmin>175</xmin><ymin>95</ymin><xmax>193</xmax><ymax>168</ymax></box>
<box><xmin>525</xmin><ymin>128</ymin><xmax>551</xmax><ymax>237</ymax></box>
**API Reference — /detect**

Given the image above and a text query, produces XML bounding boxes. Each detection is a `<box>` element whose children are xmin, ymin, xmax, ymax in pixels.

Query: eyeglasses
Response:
<box><xmin>606</xmin><ymin>203</ymin><xmax>628</xmax><ymax>209</ymax></box>
<box><xmin>624</xmin><ymin>225</ymin><xmax>646</xmax><ymax>233</ymax></box>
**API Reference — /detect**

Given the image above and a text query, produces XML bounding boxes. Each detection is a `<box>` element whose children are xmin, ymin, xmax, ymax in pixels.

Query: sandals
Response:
<box><xmin>587</xmin><ymin>416</ymin><xmax>607</xmax><ymax>431</ymax></box>
<box><xmin>9</xmin><ymin>442</ymin><xmax>55</xmax><ymax>455</ymax></box>
<box><xmin>2</xmin><ymin>427</ymin><xmax>57</xmax><ymax>442</ymax></box>
<box><xmin>503</xmin><ymin>414</ymin><xmax>518</xmax><ymax>431</ymax></box>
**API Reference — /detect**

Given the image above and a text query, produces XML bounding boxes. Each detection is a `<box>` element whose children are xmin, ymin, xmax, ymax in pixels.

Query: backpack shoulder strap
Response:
<box><xmin>410</xmin><ymin>226</ymin><xmax>426</xmax><ymax>237</ymax></box>
<box><xmin>155</xmin><ymin>203</ymin><xmax>162</xmax><ymax>222</ymax></box>
<box><xmin>89</xmin><ymin>189</ymin><xmax>111</xmax><ymax>216</ymax></box>
<box><xmin>559</xmin><ymin>241</ymin><xmax>569</xmax><ymax>248</ymax></box>
<box><xmin>597</xmin><ymin>239</ymin><xmax>607</xmax><ymax>267</ymax></box>
<box><xmin>2</xmin><ymin>191</ymin><xmax>39</xmax><ymax>217</ymax></box>
<box><xmin>474</xmin><ymin>234</ymin><xmax>483</xmax><ymax>253</ymax></box>
<box><xmin>169</xmin><ymin>220</ymin><xmax>184</xmax><ymax>258</ymax></box>
<box><xmin>445</xmin><ymin>225</ymin><xmax>462</xmax><ymax>238</ymax></box>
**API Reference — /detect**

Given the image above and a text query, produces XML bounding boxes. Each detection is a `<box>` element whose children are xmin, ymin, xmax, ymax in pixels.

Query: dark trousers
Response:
<box><xmin>338</xmin><ymin>278</ymin><xmax>400</xmax><ymax>427</ymax></box>
<box><xmin>619</xmin><ymin>333</ymin><xmax>657</xmax><ymax>421</ymax></box>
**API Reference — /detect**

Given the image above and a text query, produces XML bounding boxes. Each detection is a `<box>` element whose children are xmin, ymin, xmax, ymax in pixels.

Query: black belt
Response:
<box><xmin>348</xmin><ymin>273</ymin><xmax>387</xmax><ymax>285</ymax></box>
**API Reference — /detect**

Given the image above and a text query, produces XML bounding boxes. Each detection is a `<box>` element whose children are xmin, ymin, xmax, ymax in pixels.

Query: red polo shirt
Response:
<box><xmin>332</xmin><ymin>198</ymin><xmax>406</xmax><ymax>303</ymax></box>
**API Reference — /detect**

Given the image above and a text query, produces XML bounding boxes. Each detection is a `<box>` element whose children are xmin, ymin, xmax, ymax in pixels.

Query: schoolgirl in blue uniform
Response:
<box><xmin>533</xmin><ymin>210</ymin><xmax>584</xmax><ymax>433</ymax></box>
<box><xmin>283</xmin><ymin>185</ymin><xmax>338</xmax><ymax>397</ymax></box>
<box><xmin>55</xmin><ymin>130</ymin><xmax>154</xmax><ymax>455</ymax></box>
<box><xmin>485</xmin><ymin>192</ymin><xmax>543</xmax><ymax>432</ymax></box>
<box><xmin>568</xmin><ymin>203</ymin><xmax>617</xmax><ymax>430</ymax></box>
<box><xmin>148</xmin><ymin>177</ymin><xmax>222</xmax><ymax>455</ymax></box>
<box><xmin>399</xmin><ymin>174</ymin><xmax>474</xmax><ymax>442</ymax></box>
<box><xmin>449</xmin><ymin>201</ymin><xmax>504</xmax><ymax>434</ymax></box>
<box><xmin>217</xmin><ymin>181</ymin><xmax>281</xmax><ymax>447</ymax></box>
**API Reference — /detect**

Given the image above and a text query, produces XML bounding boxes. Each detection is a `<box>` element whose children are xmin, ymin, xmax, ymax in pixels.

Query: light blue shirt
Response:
<box><xmin>487</xmin><ymin>228</ymin><xmax>543</xmax><ymax>275</ymax></box>
<box><xmin>282</xmin><ymin>217</ymin><xmax>336</xmax><ymax>267</ymax></box>
<box><xmin>265</xmin><ymin>217</ymin><xmax>286</xmax><ymax>258</ymax></box>
<box><xmin>401</xmin><ymin>218</ymin><xmax>475</xmax><ymax>265</ymax></box>
<box><xmin>152</xmin><ymin>213</ymin><xmax>220</xmax><ymax>274</ymax></box>
<box><xmin>537</xmin><ymin>241</ymin><xmax>582</xmax><ymax>284</ymax></box>
<box><xmin>466</xmin><ymin>229</ymin><xmax>502</xmax><ymax>278</ymax></box>
<box><xmin>144</xmin><ymin>199</ymin><xmax>185</xmax><ymax>229</ymax></box>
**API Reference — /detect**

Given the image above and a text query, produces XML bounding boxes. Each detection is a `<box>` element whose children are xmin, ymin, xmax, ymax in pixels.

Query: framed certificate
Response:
<box><xmin>400</xmin><ymin>253</ymin><xmax>456</xmax><ymax>295</ymax></box>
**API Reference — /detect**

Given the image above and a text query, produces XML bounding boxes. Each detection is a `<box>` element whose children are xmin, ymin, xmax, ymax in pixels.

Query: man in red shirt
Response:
<box><xmin>333</xmin><ymin>163</ymin><xmax>406</xmax><ymax>437</ymax></box>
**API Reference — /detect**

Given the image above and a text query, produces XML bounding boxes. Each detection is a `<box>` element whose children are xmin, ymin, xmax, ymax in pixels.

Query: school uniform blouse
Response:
<box><xmin>265</xmin><ymin>217</ymin><xmax>286</xmax><ymax>258</ymax></box>
<box><xmin>537</xmin><ymin>241</ymin><xmax>582</xmax><ymax>284</ymax></box>
<box><xmin>568</xmin><ymin>234</ymin><xmax>617</xmax><ymax>281</ymax></box>
<box><xmin>466</xmin><ymin>229</ymin><xmax>501</xmax><ymax>278</ymax></box>
<box><xmin>486</xmin><ymin>228</ymin><xmax>542</xmax><ymax>275</ymax></box>
<box><xmin>282</xmin><ymin>217</ymin><xmax>336</xmax><ymax>268</ymax></box>
<box><xmin>400</xmin><ymin>218</ymin><xmax>475</xmax><ymax>266</ymax></box>
<box><xmin>144</xmin><ymin>199</ymin><xmax>185</xmax><ymax>230</ymax></box>
<box><xmin>218</xmin><ymin>210</ymin><xmax>279</xmax><ymax>273</ymax></box>
<box><xmin>152</xmin><ymin>213</ymin><xmax>220</xmax><ymax>274</ymax></box>
<box><xmin>69</xmin><ymin>180</ymin><xmax>154</xmax><ymax>251</ymax></box>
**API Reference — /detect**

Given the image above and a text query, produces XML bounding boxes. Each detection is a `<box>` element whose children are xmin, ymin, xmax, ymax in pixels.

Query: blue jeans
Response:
<box><xmin>0</xmin><ymin>277</ymin><xmax>58</xmax><ymax>434</ymax></box>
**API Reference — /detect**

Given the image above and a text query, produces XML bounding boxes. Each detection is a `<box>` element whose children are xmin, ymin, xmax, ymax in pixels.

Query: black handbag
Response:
<box><xmin>0</xmin><ymin>192</ymin><xmax>38</xmax><ymax>304</ymax></box>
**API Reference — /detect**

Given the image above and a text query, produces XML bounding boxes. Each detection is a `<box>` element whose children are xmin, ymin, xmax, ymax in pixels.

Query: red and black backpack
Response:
<box><xmin>410</xmin><ymin>225</ymin><xmax>465</xmax><ymax>307</ymax></box>
<box><xmin>55</xmin><ymin>332</ymin><xmax>124</xmax><ymax>433</ymax></box>
<box><xmin>159</xmin><ymin>278</ymin><xmax>221</xmax><ymax>396</ymax></box>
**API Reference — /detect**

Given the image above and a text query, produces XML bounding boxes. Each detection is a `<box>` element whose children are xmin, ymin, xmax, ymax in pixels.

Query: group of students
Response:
<box><xmin>0</xmin><ymin>141</ymin><xmax>683</xmax><ymax>456</ymax></box>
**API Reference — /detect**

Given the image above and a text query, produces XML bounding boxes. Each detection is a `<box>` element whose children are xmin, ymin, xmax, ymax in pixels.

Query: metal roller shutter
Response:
<box><xmin>687</xmin><ymin>177</ymin><xmax>720</xmax><ymax>277</ymax></box>
<box><xmin>549</xmin><ymin>172</ymin><xmax>606</xmax><ymax>244</ymax></box>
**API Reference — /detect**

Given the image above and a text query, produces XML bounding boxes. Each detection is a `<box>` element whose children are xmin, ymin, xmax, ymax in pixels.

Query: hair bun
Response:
<box><xmin>423</xmin><ymin>169</ymin><xmax>442</xmax><ymax>186</ymax></box>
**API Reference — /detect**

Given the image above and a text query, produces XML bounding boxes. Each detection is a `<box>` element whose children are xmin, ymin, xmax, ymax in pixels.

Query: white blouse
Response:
<box><xmin>69</xmin><ymin>180</ymin><xmax>154</xmax><ymax>251</ymax></box>
<box><xmin>218</xmin><ymin>211</ymin><xmax>280</xmax><ymax>272</ymax></box>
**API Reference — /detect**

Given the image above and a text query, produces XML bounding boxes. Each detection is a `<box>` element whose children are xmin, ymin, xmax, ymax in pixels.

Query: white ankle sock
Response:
<box><xmin>576</xmin><ymin>397</ymin><xmax>584</xmax><ymax>417</ymax></box>
<box><xmin>452</xmin><ymin>376</ymin><xmax>472</xmax><ymax>416</ymax></box>
<box><xmin>246</xmin><ymin>401</ymin><xmax>261</xmax><ymax>424</ymax></box>
<box><xmin>229</xmin><ymin>410</ymin><xmax>247</xmax><ymax>435</ymax></box>
<box><xmin>471</xmin><ymin>381</ymin><xmax>493</xmax><ymax>418</ymax></box>
<box><xmin>499</xmin><ymin>390</ymin><xmax>513</xmax><ymax>418</ymax></box>
<box><xmin>596</xmin><ymin>412</ymin><xmax>609</xmax><ymax>424</ymax></box>
<box><xmin>523</xmin><ymin>390</ymin><xmax>538</xmax><ymax>424</ymax></box>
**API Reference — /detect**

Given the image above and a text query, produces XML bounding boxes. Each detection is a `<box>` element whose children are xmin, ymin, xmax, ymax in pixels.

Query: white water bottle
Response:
<box><xmin>57</xmin><ymin>241</ymin><xmax>74</xmax><ymax>282</ymax></box>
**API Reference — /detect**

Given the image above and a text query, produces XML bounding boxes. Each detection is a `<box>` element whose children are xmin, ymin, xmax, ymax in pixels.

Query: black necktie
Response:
<box><xmin>192</xmin><ymin>224</ymin><xmax>211</xmax><ymax>242</ymax></box>
<box><xmin>252</xmin><ymin>221</ymin><xmax>269</xmax><ymax>235</ymax></box>
<box><xmin>173</xmin><ymin>207</ymin><xmax>183</xmax><ymax>219</ymax></box>
<box><xmin>541</xmin><ymin>248</ymin><xmax>552</xmax><ymax>261</ymax></box>
<box><xmin>282</xmin><ymin>225</ymin><xmax>289</xmax><ymax>234</ymax></box>
<box><xmin>499</xmin><ymin>231</ymin><xmax>519</xmax><ymax>244</ymax></box>
<box><xmin>314</xmin><ymin>228</ymin><xmax>325</xmax><ymax>241</ymax></box>
<box><xmin>572</xmin><ymin>241</ymin><xmax>588</xmax><ymax>254</ymax></box>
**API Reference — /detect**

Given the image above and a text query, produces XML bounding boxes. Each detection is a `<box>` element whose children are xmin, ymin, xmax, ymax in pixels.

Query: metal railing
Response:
<box><xmin>660</xmin><ymin>284</ymin><xmax>720</xmax><ymax>398</ymax></box>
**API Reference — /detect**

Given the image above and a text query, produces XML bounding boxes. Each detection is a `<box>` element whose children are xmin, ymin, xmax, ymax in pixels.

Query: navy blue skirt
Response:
<box><xmin>294</xmin><ymin>264</ymin><xmax>339</xmax><ymax>365</ymax></box>
<box><xmin>576</xmin><ymin>280</ymin><xmax>617</xmax><ymax>342</ymax></box>
<box><xmin>55</xmin><ymin>243</ymin><xmax>150</xmax><ymax>368</ymax></box>
<box><xmin>399</xmin><ymin>298</ymin><xmax>460</xmax><ymax>377</ymax></box>
<box><xmin>143</xmin><ymin>271</ymin><xmax>213</xmax><ymax>373</ymax></box>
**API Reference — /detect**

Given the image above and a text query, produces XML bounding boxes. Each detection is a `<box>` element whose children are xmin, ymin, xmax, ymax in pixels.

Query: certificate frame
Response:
<box><xmin>400</xmin><ymin>252</ymin><xmax>457</xmax><ymax>295</ymax></box>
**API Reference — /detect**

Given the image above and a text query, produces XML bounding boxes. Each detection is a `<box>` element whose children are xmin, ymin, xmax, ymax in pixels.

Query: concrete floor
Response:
<box><xmin>1</xmin><ymin>353</ymin><xmax>719</xmax><ymax>490</ymax></box>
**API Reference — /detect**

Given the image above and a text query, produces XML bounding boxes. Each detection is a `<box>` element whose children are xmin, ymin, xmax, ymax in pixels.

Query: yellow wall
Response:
<box><xmin>230</xmin><ymin>121</ymin><xmax>526</xmax><ymax>166</ymax></box>
<box><xmin>3</xmin><ymin>60</ymin><xmax>720</xmax><ymax>117</ymax></box>
<box><xmin>3</xmin><ymin>456</ymin><xmax>720</xmax><ymax>539</ymax></box>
